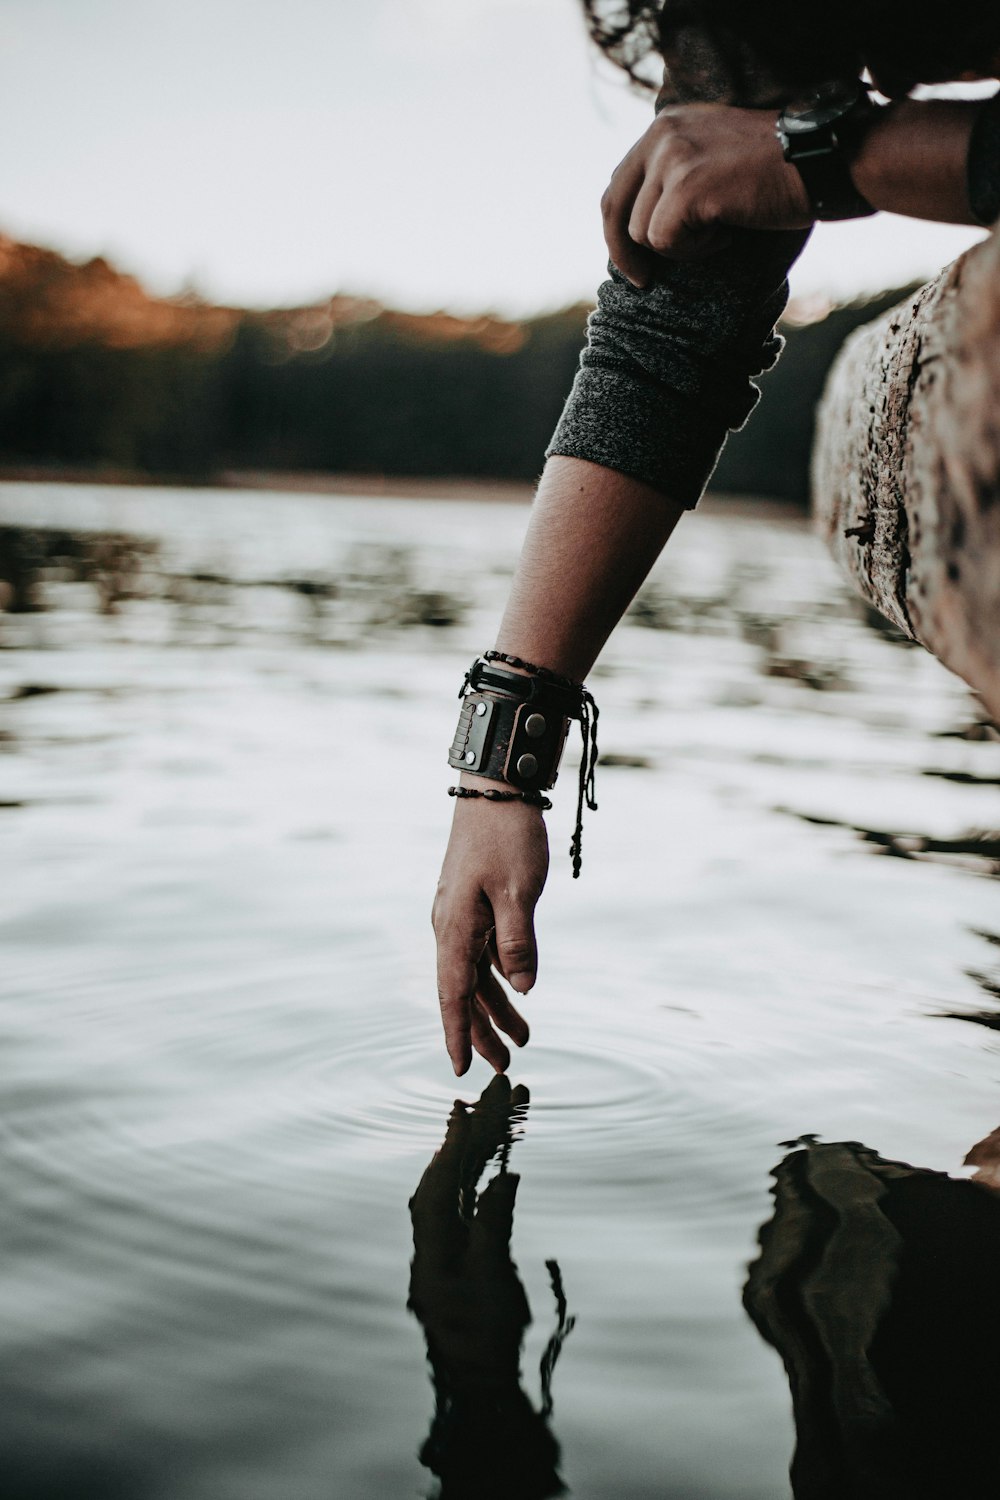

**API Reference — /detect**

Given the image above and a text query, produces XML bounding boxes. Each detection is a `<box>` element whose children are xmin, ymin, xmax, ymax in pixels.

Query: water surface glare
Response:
<box><xmin>1</xmin><ymin>482</ymin><xmax>999</xmax><ymax>1499</ymax></box>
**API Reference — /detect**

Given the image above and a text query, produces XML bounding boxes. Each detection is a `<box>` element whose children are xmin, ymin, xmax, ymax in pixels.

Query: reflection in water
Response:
<box><xmin>934</xmin><ymin>928</ymin><xmax>1000</xmax><ymax>1030</ymax></box>
<box><xmin>0</xmin><ymin>523</ymin><xmax>157</xmax><ymax>615</ymax></box>
<box><xmin>409</xmin><ymin>1078</ymin><xmax>571</xmax><ymax>1500</ymax></box>
<box><xmin>745</xmin><ymin>1133</ymin><xmax>1000</xmax><ymax>1498</ymax></box>
<box><xmin>0</xmin><ymin>521</ymin><xmax>464</xmax><ymax>637</ymax></box>
<box><xmin>780</xmin><ymin>808</ymin><xmax>1000</xmax><ymax>877</ymax></box>
<box><xmin>4</xmin><ymin>483</ymin><xmax>1000</xmax><ymax>1497</ymax></box>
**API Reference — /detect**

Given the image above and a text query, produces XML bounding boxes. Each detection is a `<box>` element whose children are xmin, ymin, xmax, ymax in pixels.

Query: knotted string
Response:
<box><xmin>570</xmin><ymin>688</ymin><xmax>599</xmax><ymax>879</ymax></box>
<box><xmin>477</xmin><ymin>650</ymin><xmax>600</xmax><ymax>877</ymax></box>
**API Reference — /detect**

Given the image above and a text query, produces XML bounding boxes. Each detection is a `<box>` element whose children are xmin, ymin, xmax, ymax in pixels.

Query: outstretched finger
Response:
<box><xmin>435</xmin><ymin>910</ymin><xmax>491</xmax><ymax>1076</ymax></box>
<box><xmin>470</xmin><ymin>996</ymin><xmax>511</xmax><ymax>1075</ymax></box>
<box><xmin>478</xmin><ymin>953</ymin><xmax>530</xmax><ymax>1049</ymax></box>
<box><xmin>462</xmin><ymin>1074</ymin><xmax>516</xmax><ymax>1183</ymax></box>
<box><xmin>409</xmin><ymin>1100</ymin><xmax>470</xmax><ymax>1232</ymax></box>
<box><xmin>469</xmin><ymin>1169</ymin><xmax>521</xmax><ymax>1270</ymax></box>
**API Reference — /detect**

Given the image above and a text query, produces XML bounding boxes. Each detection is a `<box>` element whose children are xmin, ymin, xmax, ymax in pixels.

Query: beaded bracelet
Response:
<box><xmin>482</xmin><ymin>649</ymin><xmax>583</xmax><ymax>693</ymax></box>
<box><xmin>448</xmin><ymin>785</ymin><xmax>553</xmax><ymax>810</ymax></box>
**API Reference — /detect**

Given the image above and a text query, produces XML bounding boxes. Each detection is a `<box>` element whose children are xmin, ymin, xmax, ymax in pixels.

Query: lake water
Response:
<box><xmin>1</xmin><ymin>481</ymin><xmax>998</xmax><ymax>1500</ymax></box>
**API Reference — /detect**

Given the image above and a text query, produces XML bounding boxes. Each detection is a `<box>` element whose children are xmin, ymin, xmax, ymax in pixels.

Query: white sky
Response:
<box><xmin>0</xmin><ymin>0</ymin><xmax>987</xmax><ymax>314</ymax></box>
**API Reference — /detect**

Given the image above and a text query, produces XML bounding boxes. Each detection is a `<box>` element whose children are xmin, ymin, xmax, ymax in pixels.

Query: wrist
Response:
<box><xmin>776</xmin><ymin>83</ymin><xmax>877</xmax><ymax>221</ymax></box>
<box><xmin>446</xmin><ymin>650</ymin><xmax>599</xmax><ymax>875</ymax></box>
<box><xmin>850</xmin><ymin>99</ymin><xmax>979</xmax><ymax>224</ymax></box>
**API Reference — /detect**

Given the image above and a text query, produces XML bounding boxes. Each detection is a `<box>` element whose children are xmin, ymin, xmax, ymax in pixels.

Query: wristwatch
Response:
<box><xmin>776</xmin><ymin>81</ymin><xmax>879</xmax><ymax>221</ymax></box>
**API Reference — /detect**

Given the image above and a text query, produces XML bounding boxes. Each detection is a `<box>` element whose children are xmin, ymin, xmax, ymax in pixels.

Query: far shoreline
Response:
<box><xmin>0</xmin><ymin>463</ymin><xmax>535</xmax><ymax>506</ymax></box>
<box><xmin>0</xmin><ymin>464</ymin><xmax>809</xmax><ymax>518</ymax></box>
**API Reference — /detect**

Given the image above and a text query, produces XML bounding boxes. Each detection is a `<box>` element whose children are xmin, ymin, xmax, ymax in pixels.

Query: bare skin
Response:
<box><xmin>433</xmin><ymin>459</ymin><xmax>685</xmax><ymax>1075</ymax></box>
<box><xmin>433</xmin><ymin>89</ymin><xmax>993</xmax><ymax>1076</ymax></box>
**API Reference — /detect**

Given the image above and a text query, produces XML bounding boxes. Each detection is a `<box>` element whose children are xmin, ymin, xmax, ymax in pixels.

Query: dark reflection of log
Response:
<box><xmin>744</xmin><ymin>1135</ymin><xmax>1000</xmax><ymax>1499</ymax></box>
<box><xmin>408</xmin><ymin>1077</ymin><xmax>572</xmax><ymax>1500</ymax></box>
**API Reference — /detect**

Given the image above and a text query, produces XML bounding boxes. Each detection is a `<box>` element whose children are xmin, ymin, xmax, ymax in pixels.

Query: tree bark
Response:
<box><xmin>812</xmin><ymin>226</ymin><xmax>1000</xmax><ymax>720</ymax></box>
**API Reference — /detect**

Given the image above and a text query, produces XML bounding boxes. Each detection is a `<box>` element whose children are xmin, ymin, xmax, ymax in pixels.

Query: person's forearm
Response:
<box><xmin>851</xmin><ymin>99</ymin><xmax>982</xmax><ymax>224</ymax></box>
<box><xmin>492</xmin><ymin>455</ymin><xmax>686</xmax><ymax>683</ymax></box>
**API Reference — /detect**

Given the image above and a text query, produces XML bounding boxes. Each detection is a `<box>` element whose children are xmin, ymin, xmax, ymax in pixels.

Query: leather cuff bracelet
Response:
<box><xmin>448</xmin><ymin>660</ymin><xmax>575</xmax><ymax>791</ymax></box>
<box><xmin>447</xmin><ymin>653</ymin><xmax>600</xmax><ymax>877</ymax></box>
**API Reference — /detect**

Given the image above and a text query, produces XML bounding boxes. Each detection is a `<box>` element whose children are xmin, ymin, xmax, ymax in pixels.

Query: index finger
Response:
<box><xmin>602</xmin><ymin>161</ymin><xmax>658</xmax><ymax>288</ymax></box>
<box><xmin>434</xmin><ymin>906</ymin><xmax>492</xmax><ymax>1076</ymax></box>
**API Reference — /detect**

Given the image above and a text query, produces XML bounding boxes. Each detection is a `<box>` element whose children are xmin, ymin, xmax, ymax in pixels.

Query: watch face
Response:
<box><xmin>781</xmin><ymin>102</ymin><xmax>853</xmax><ymax>132</ymax></box>
<box><xmin>782</xmin><ymin>81</ymin><xmax>864</xmax><ymax>131</ymax></box>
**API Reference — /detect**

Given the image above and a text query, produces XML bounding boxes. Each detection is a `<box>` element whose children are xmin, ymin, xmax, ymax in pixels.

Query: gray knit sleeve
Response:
<box><xmin>546</xmin><ymin>227</ymin><xmax>808</xmax><ymax>507</ymax></box>
<box><xmin>968</xmin><ymin>91</ymin><xmax>1000</xmax><ymax>227</ymax></box>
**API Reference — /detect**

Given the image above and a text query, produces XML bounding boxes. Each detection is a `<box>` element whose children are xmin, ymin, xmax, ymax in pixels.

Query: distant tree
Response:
<box><xmin>0</xmin><ymin>235</ymin><xmax>924</xmax><ymax>502</ymax></box>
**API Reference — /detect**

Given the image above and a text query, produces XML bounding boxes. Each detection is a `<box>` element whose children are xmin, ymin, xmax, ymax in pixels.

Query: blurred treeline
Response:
<box><xmin>0</xmin><ymin>235</ymin><xmax>912</xmax><ymax>504</ymax></box>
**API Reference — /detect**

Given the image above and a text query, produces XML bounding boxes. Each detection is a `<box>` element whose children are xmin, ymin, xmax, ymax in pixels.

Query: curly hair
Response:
<box><xmin>580</xmin><ymin>0</ymin><xmax>1000</xmax><ymax>97</ymax></box>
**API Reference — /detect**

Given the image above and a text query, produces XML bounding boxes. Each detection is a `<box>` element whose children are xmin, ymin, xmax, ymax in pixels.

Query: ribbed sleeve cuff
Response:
<box><xmin>545</xmin><ymin>229</ymin><xmax>808</xmax><ymax>509</ymax></box>
<box><xmin>546</xmin><ymin>367</ymin><xmax>732</xmax><ymax>506</ymax></box>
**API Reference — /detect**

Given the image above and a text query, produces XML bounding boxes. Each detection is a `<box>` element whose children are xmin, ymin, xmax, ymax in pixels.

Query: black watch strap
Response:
<box><xmin>789</xmin><ymin>148</ymin><xmax>875</xmax><ymax>221</ymax></box>
<box><xmin>968</xmin><ymin>93</ymin><xmax>1000</xmax><ymax>226</ymax></box>
<box><xmin>778</xmin><ymin>88</ymin><xmax>878</xmax><ymax>222</ymax></box>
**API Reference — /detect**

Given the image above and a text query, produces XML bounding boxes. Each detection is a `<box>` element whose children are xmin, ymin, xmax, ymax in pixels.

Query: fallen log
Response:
<box><xmin>812</xmin><ymin>226</ymin><xmax>1000</xmax><ymax>720</ymax></box>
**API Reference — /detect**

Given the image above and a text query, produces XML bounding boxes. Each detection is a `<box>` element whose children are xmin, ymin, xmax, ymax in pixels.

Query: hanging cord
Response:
<box><xmin>539</xmin><ymin>1258</ymin><xmax>576</xmax><ymax>1419</ymax></box>
<box><xmin>480</xmin><ymin>651</ymin><xmax>599</xmax><ymax>879</ymax></box>
<box><xmin>571</xmin><ymin>688</ymin><xmax>599</xmax><ymax>879</ymax></box>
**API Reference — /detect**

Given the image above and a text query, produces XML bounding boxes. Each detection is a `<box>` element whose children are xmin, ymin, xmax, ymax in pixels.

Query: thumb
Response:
<box><xmin>492</xmin><ymin>901</ymin><xmax>538</xmax><ymax>996</ymax></box>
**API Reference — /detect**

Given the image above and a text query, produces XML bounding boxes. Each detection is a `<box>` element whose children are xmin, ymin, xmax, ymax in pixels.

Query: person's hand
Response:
<box><xmin>432</xmin><ymin>789</ymin><xmax>549</xmax><ymax>1075</ymax></box>
<box><xmin>408</xmin><ymin>1078</ymin><xmax>569</xmax><ymax>1498</ymax></box>
<box><xmin>601</xmin><ymin>102</ymin><xmax>813</xmax><ymax>284</ymax></box>
<box><xmin>409</xmin><ymin>1076</ymin><xmax>532</xmax><ymax>1374</ymax></box>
